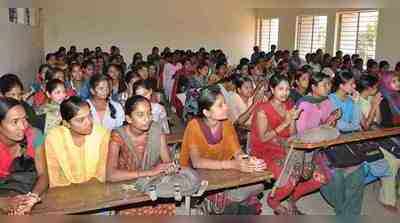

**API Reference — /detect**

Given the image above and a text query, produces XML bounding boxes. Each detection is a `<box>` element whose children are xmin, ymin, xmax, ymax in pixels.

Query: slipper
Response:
<box><xmin>378</xmin><ymin>200</ymin><xmax>398</xmax><ymax>213</ymax></box>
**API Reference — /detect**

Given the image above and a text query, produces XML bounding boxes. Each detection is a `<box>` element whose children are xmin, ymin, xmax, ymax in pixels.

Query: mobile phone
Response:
<box><xmin>241</xmin><ymin>155</ymin><xmax>249</xmax><ymax>160</ymax></box>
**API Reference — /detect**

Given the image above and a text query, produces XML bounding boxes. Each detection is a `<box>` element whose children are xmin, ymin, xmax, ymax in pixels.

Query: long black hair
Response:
<box><xmin>331</xmin><ymin>71</ymin><xmax>354</xmax><ymax>92</ymax></box>
<box><xmin>232</xmin><ymin>74</ymin><xmax>252</xmax><ymax>90</ymax></box>
<box><xmin>269</xmin><ymin>74</ymin><xmax>289</xmax><ymax>90</ymax></box>
<box><xmin>0</xmin><ymin>74</ymin><xmax>24</xmax><ymax>95</ymax></box>
<box><xmin>0</xmin><ymin>97</ymin><xmax>27</xmax><ymax>147</ymax></box>
<box><xmin>89</xmin><ymin>74</ymin><xmax>117</xmax><ymax>119</ymax></box>
<box><xmin>132</xmin><ymin>79</ymin><xmax>154</xmax><ymax>95</ymax></box>
<box><xmin>60</xmin><ymin>96</ymin><xmax>89</xmax><ymax>122</ymax></box>
<box><xmin>46</xmin><ymin>79</ymin><xmax>65</xmax><ymax>94</ymax></box>
<box><xmin>197</xmin><ymin>85</ymin><xmax>222</xmax><ymax>118</ymax></box>
<box><xmin>44</xmin><ymin>67</ymin><xmax>64</xmax><ymax>82</ymax></box>
<box><xmin>356</xmin><ymin>74</ymin><xmax>379</xmax><ymax>93</ymax></box>
<box><xmin>107</xmin><ymin>64</ymin><xmax>127</xmax><ymax>94</ymax></box>
<box><xmin>125</xmin><ymin>95</ymin><xmax>151</xmax><ymax>116</ymax></box>
<box><xmin>0</xmin><ymin>97</ymin><xmax>22</xmax><ymax>122</ymax></box>
<box><xmin>310</xmin><ymin>72</ymin><xmax>330</xmax><ymax>89</ymax></box>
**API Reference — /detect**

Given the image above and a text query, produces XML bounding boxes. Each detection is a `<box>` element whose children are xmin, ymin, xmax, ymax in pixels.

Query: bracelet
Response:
<box><xmin>27</xmin><ymin>192</ymin><xmax>41</xmax><ymax>202</ymax></box>
<box><xmin>272</xmin><ymin>128</ymin><xmax>279</xmax><ymax>136</ymax></box>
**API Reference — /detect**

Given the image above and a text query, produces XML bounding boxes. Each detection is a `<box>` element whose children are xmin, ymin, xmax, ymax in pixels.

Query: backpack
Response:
<box><xmin>324</xmin><ymin>130</ymin><xmax>384</xmax><ymax>168</ymax></box>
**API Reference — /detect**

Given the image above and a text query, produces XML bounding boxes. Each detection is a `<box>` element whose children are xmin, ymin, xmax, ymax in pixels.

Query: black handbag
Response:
<box><xmin>377</xmin><ymin>137</ymin><xmax>400</xmax><ymax>159</ymax></box>
<box><xmin>325</xmin><ymin>131</ymin><xmax>384</xmax><ymax>168</ymax></box>
<box><xmin>0</xmin><ymin>139</ymin><xmax>38</xmax><ymax>195</ymax></box>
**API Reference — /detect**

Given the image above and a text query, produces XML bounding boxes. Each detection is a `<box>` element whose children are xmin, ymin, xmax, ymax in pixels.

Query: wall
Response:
<box><xmin>1</xmin><ymin>0</ymin><xmax>397</xmax><ymax>86</ymax></box>
<box><xmin>256</xmin><ymin>7</ymin><xmax>400</xmax><ymax>65</ymax></box>
<box><xmin>375</xmin><ymin>9</ymin><xmax>400</xmax><ymax>65</ymax></box>
<box><xmin>39</xmin><ymin>0</ymin><xmax>400</xmax><ymax>65</ymax></box>
<box><xmin>39</xmin><ymin>0</ymin><xmax>259</xmax><ymax>64</ymax></box>
<box><xmin>0</xmin><ymin>3</ymin><xmax>44</xmax><ymax>86</ymax></box>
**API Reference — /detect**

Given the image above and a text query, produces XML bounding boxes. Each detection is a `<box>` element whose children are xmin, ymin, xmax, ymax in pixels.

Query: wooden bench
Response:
<box><xmin>32</xmin><ymin>169</ymin><xmax>273</xmax><ymax>215</ymax></box>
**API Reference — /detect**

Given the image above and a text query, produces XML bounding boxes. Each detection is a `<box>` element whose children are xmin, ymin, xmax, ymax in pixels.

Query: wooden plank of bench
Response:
<box><xmin>32</xmin><ymin>169</ymin><xmax>272</xmax><ymax>215</ymax></box>
<box><xmin>290</xmin><ymin>127</ymin><xmax>400</xmax><ymax>150</ymax></box>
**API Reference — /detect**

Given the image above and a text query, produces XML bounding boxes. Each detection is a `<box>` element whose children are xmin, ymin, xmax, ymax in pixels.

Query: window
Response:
<box><xmin>256</xmin><ymin>18</ymin><xmax>279</xmax><ymax>52</ymax></box>
<box><xmin>25</xmin><ymin>8</ymin><xmax>31</xmax><ymax>25</ymax></box>
<box><xmin>337</xmin><ymin>10</ymin><xmax>379</xmax><ymax>61</ymax></box>
<box><xmin>8</xmin><ymin>8</ymin><xmax>39</xmax><ymax>26</ymax></box>
<box><xmin>295</xmin><ymin>15</ymin><xmax>328</xmax><ymax>58</ymax></box>
<box><xmin>9</xmin><ymin>8</ymin><xmax>17</xmax><ymax>23</ymax></box>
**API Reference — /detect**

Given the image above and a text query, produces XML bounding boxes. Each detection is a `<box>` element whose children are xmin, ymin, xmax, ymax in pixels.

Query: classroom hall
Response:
<box><xmin>0</xmin><ymin>0</ymin><xmax>400</xmax><ymax>216</ymax></box>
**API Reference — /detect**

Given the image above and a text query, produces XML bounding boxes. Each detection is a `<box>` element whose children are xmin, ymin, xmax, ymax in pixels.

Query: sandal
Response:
<box><xmin>288</xmin><ymin>198</ymin><xmax>306</xmax><ymax>215</ymax></box>
<box><xmin>378</xmin><ymin>200</ymin><xmax>398</xmax><ymax>213</ymax></box>
<box><xmin>290</xmin><ymin>207</ymin><xmax>305</xmax><ymax>215</ymax></box>
<box><xmin>273</xmin><ymin>205</ymin><xmax>290</xmax><ymax>215</ymax></box>
<box><xmin>302</xmin><ymin>163</ymin><xmax>315</xmax><ymax>181</ymax></box>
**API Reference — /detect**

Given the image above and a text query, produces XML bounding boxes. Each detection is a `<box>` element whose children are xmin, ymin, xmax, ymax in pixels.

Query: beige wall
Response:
<box><xmin>39</xmin><ymin>0</ymin><xmax>259</xmax><ymax>64</ymax></box>
<box><xmin>256</xmin><ymin>7</ymin><xmax>400</xmax><ymax>66</ymax></box>
<box><xmin>0</xmin><ymin>5</ymin><xmax>44</xmax><ymax>86</ymax></box>
<box><xmin>39</xmin><ymin>0</ymin><xmax>400</xmax><ymax>66</ymax></box>
<box><xmin>1</xmin><ymin>0</ymin><xmax>398</xmax><ymax>88</ymax></box>
<box><xmin>375</xmin><ymin>9</ymin><xmax>400</xmax><ymax>66</ymax></box>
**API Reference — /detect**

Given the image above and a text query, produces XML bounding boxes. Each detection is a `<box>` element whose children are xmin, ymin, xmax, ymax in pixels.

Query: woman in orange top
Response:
<box><xmin>180</xmin><ymin>85</ymin><xmax>266</xmax><ymax>214</ymax></box>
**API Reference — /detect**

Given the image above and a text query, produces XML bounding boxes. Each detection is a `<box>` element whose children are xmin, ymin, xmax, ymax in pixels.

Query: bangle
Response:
<box><xmin>272</xmin><ymin>128</ymin><xmax>278</xmax><ymax>136</ymax></box>
<box><xmin>27</xmin><ymin>192</ymin><xmax>41</xmax><ymax>202</ymax></box>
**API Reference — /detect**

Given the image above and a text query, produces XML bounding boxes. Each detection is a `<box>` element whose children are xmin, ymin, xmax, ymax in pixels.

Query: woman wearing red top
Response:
<box><xmin>0</xmin><ymin>98</ymin><xmax>47</xmax><ymax>215</ymax></box>
<box><xmin>250</xmin><ymin>74</ymin><xmax>325</xmax><ymax>215</ymax></box>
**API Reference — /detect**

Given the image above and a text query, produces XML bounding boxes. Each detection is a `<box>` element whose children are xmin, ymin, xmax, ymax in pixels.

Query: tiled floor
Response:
<box><xmin>261</xmin><ymin>181</ymin><xmax>399</xmax><ymax>215</ymax></box>
<box><xmin>176</xmin><ymin>181</ymin><xmax>399</xmax><ymax>215</ymax></box>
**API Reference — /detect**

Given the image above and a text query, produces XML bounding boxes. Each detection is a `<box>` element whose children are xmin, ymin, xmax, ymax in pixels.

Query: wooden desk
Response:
<box><xmin>32</xmin><ymin>169</ymin><xmax>272</xmax><ymax>215</ymax></box>
<box><xmin>290</xmin><ymin>127</ymin><xmax>400</xmax><ymax>150</ymax></box>
<box><xmin>166</xmin><ymin>131</ymin><xmax>184</xmax><ymax>144</ymax></box>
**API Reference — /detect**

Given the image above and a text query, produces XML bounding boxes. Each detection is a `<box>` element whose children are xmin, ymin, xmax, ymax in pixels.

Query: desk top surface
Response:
<box><xmin>32</xmin><ymin>169</ymin><xmax>272</xmax><ymax>215</ymax></box>
<box><xmin>290</xmin><ymin>127</ymin><xmax>400</xmax><ymax>150</ymax></box>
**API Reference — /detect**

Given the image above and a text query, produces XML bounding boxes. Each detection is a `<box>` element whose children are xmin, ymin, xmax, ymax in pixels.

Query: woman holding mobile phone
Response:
<box><xmin>251</xmin><ymin>74</ymin><xmax>325</xmax><ymax>215</ymax></box>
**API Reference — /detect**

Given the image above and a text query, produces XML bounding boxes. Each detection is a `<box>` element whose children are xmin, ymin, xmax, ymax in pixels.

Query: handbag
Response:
<box><xmin>324</xmin><ymin>131</ymin><xmax>384</xmax><ymax>168</ymax></box>
<box><xmin>376</xmin><ymin>137</ymin><xmax>400</xmax><ymax>159</ymax></box>
<box><xmin>134</xmin><ymin>168</ymin><xmax>208</xmax><ymax>202</ymax></box>
<box><xmin>0</xmin><ymin>139</ymin><xmax>38</xmax><ymax>195</ymax></box>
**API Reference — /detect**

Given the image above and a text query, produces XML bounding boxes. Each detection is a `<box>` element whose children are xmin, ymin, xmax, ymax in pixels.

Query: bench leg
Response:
<box><xmin>184</xmin><ymin>196</ymin><xmax>191</xmax><ymax>215</ymax></box>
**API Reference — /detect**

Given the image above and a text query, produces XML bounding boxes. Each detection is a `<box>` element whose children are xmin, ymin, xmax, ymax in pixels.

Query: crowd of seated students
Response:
<box><xmin>0</xmin><ymin>44</ymin><xmax>399</xmax><ymax>215</ymax></box>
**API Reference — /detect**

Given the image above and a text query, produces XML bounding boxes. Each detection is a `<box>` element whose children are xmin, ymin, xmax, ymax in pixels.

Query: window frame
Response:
<box><xmin>8</xmin><ymin>8</ymin><xmax>39</xmax><ymax>26</ymax></box>
<box><xmin>256</xmin><ymin>17</ymin><xmax>279</xmax><ymax>52</ymax></box>
<box><xmin>295</xmin><ymin>15</ymin><xmax>328</xmax><ymax>58</ymax></box>
<box><xmin>336</xmin><ymin>10</ymin><xmax>379</xmax><ymax>60</ymax></box>
<box><xmin>8</xmin><ymin>8</ymin><xmax>18</xmax><ymax>24</ymax></box>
